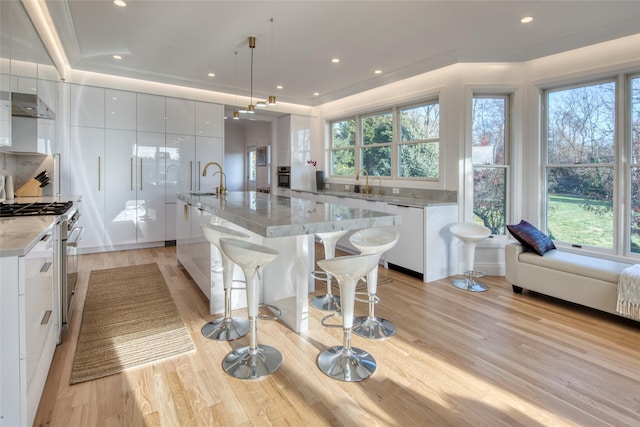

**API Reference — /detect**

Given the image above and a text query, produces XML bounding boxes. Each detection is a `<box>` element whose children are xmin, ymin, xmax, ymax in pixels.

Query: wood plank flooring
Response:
<box><xmin>34</xmin><ymin>246</ymin><xmax>640</xmax><ymax>426</ymax></box>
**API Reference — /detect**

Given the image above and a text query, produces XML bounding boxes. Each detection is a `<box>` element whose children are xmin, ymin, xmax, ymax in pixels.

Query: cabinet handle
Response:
<box><xmin>197</xmin><ymin>161</ymin><xmax>201</xmax><ymax>191</ymax></box>
<box><xmin>54</xmin><ymin>153</ymin><xmax>61</xmax><ymax>195</ymax></box>
<box><xmin>189</xmin><ymin>161</ymin><xmax>193</xmax><ymax>191</ymax></box>
<box><xmin>41</xmin><ymin>233</ymin><xmax>51</xmax><ymax>242</ymax></box>
<box><xmin>183</xmin><ymin>203</ymin><xmax>189</xmax><ymax>220</ymax></box>
<box><xmin>130</xmin><ymin>157</ymin><xmax>134</xmax><ymax>191</ymax></box>
<box><xmin>40</xmin><ymin>261</ymin><xmax>52</xmax><ymax>273</ymax></box>
<box><xmin>41</xmin><ymin>310</ymin><xmax>52</xmax><ymax>326</ymax></box>
<box><xmin>140</xmin><ymin>158</ymin><xmax>143</xmax><ymax>191</ymax></box>
<box><xmin>98</xmin><ymin>156</ymin><xmax>101</xmax><ymax>191</ymax></box>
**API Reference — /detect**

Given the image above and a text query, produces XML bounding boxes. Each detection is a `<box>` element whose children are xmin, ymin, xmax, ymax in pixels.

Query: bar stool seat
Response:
<box><xmin>219</xmin><ymin>238</ymin><xmax>281</xmax><ymax>380</ymax></box>
<box><xmin>310</xmin><ymin>230</ymin><xmax>350</xmax><ymax>311</ymax></box>
<box><xmin>450</xmin><ymin>222</ymin><xmax>491</xmax><ymax>292</ymax></box>
<box><xmin>349</xmin><ymin>227</ymin><xmax>399</xmax><ymax>339</ymax></box>
<box><xmin>316</xmin><ymin>253</ymin><xmax>381</xmax><ymax>382</ymax></box>
<box><xmin>200</xmin><ymin>223</ymin><xmax>250</xmax><ymax>341</ymax></box>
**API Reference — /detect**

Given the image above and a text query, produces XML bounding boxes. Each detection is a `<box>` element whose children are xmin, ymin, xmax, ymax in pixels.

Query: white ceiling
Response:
<box><xmin>43</xmin><ymin>1</ymin><xmax>640</xmax><ymax>108</ymax></box>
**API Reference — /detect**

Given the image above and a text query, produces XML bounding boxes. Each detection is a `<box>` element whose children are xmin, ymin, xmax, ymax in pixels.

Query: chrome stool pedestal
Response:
<box><xmin>349</xmin><ymin>227</ymin><xmax>400</xmax><ymax>339</ymax></box>
<box><xmin>316</xmin><ymin>253</ymin><xmax>380</xmax><ymax>382</ymax></box>
<box><xmin>200</xmin><ymin>223</ymin><xmax>250</xmax><ymax>341</ymax></box>
<box><xmin>219</xmin><ymin>238</ymin><xmax>281</xmax><ymax>380</ymax></box>
<box><xmin>449</xmin><ymin>223</ymin><xmax>491</xmax><ymax>292</ymax></box>
<box><xmin>310</xmin><ymin>230</ymin><xmax>350</xmax><ymax>311</ymax></box>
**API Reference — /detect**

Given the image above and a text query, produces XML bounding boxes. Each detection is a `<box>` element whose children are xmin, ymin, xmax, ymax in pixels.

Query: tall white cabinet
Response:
<box><xmin>65</xmin><ymin>84</ymin><xmax>223</xmax><ymax>252</ymax></box>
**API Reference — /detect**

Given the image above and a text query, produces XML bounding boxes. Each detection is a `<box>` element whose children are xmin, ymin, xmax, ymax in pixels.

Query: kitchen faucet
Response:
<box><xmin>372</xmin><ymin>176</ymin><xmax>383</xmax><ymax>195</ymax></box>
<box><xmin>356</xmin><ymin>169</ymin><xmax>371</xmax><ymax>194</ymax></box>
<box><xmin>211</xmin><ymin>171</ymin><xmax>227</xmax><ymax>195</ymax></box>
<box><xmin>202</xmin><ymin>161</ymin><xmax>226</xmax><ymax>196</ymax></box>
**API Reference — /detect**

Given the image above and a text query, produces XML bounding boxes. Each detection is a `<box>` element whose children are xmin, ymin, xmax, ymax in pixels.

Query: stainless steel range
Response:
<box><xmin>1</xmin><ymin>200</ymin><xmax>82</xmax><ymax>342</ymax></box>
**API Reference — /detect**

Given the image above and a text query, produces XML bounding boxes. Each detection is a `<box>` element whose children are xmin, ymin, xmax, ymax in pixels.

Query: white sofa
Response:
<box><xmin>505</xmin><ymin>242</ymin><xmax>635</xmax><ymax>319</ymax></box>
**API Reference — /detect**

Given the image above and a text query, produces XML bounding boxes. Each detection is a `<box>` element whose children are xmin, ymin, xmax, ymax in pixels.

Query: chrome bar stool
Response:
<box><xmin>200</xmin><ymin>223</ymin><xmax>250</xmax><ymax>341</ymax></box>
<box><xmin>218</xmin><ymin>238</ymin><xmax>282</xmax><ymax>380</ymax></box>
<box><xmin>449</xmin><ymin>222</ymin><xmax>491</xmax><ymax>292</ymax></box>
<box><xmin>349</xmin><ymin>227</ymin><xmax>399</xmax><ymax>339</ymax></box>
<box><xmin>310</xmin><ymin>230</ymin><xmax>350</xmax><ymax>311</ymax></box>
<box><xmin>316</xmin><ymin>253</ymin><xmax>380</xmax><ymax>382</ymax></box>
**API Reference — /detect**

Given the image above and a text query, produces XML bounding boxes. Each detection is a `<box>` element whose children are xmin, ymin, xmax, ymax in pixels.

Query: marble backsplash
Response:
<box><xmin>0</xmin><ymin>152</ymin><xmax>55</xmax><ymax>197</ymax></box>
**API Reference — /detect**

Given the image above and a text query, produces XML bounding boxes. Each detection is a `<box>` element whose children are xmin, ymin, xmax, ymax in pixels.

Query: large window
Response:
<box><xmin>544</xmin><ymin>81</ymin><xmax>616</xmax><ymax>250</ymax></box>
<box><xmin>330</xmin><ymin>100</ymin><xmax>439</xmax><ymax>179</ymax></box>
<box><xmin>630</xmin><ymin>76</ymin><xmax>640</xmax><ymax>253</ymax></box>
<box><xmin>472</xmin><ymin>95</ymin><xmax>510</xmax><ymax>235</ymax></box>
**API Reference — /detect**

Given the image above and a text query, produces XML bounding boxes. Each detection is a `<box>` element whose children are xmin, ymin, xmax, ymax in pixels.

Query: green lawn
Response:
<box><xmin>548</xmin><ymin>194</ymin><xmax>640</xmax><ymax>252</ymax></box>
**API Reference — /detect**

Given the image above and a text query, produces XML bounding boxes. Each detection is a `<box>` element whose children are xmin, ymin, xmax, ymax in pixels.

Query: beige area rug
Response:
<box><xmin>70</xmin><ymin>263</ymin><xmax>195</xmax><ymax>384</ymax></box>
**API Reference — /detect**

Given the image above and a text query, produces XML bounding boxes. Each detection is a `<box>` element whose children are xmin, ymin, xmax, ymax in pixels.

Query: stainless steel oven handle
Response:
<box><xmin>67</xmin><ymin>227</ymin><xmax>84</xmax><ymax>247</ymax></box>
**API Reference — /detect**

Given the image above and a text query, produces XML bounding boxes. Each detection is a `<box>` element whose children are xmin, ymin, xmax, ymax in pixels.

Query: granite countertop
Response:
<box><xmin>0</xmin><ymin>195</ymin><xmax>82</xmax><ymax>257</ymax></box>
<box><xmin>177</xmin><ymin>191</ymin><xmax>400</xmax><ymax>238</ymax></box>
<box><xmin>290</xmin><ymin>188</ymin><xmax>458</xmax><ymax>208</ymax></box>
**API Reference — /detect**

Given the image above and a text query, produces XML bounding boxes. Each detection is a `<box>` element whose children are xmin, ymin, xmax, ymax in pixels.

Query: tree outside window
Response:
<box><xmin>330</xmin><ymin>119</ymin><xmax>355</xmax><ymax>176</ymax></box>
<box><xmin>472</xmin><ymin>96</ymin><xmax>509</xmax><ymax>235</ymax></box>
<box><xmin>361</xmin><ymin>111</ymin><xmax>392</xmax><ymax>176</ymax></box>
<box><xmin>630</xmin><ymin>76</ymin><xmax>640</xmax><ymax>253</ymax></box>
<box><xmin>399</xmin><ymin>103</ymin><xmax>439</xmax><ymax>178</ymax></box>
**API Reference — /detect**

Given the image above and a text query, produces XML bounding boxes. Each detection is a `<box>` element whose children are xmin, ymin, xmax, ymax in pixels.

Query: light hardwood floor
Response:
<box><xmin>34</xmin><ymin>246</ymin><xmax>640</xmax><ymax>426</ymax></box>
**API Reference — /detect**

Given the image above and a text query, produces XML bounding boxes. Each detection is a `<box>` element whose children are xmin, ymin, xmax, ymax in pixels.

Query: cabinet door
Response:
<box><xmin>136</xmin><ymin>131</ymin><xmax>166</xmax><ymax>243</ymax></box>
<box><xmin>195</xmin><ymin>102</ymin><xmax>223</xmax><ymax>137</ymax></box>
<box><xmin>70</xmin><ymin>84</ymin><xmax>104</xmax><ymax>128</ymax></box>
<box><xmin>70</xmin><ymin>126</ymin><xmax>105</xmax><ymax>249</ymax></box>
<box><xmin>166</xmin><ymin>97</ymin><xmax>195</xmax><ymax>135</ymax></box>
<box><xmin>136</xmin><ymin>94</ymin><xmax>165</xmax><ymax>132</ymax></box>
<box><xmin>385</xmin><ymin>204</ymin><xmax>425</xmax><ymax>274</ymax></box>
<box><xmin>105</xmin><ymin>89</ymin><xmax>136</xmax><ymax>130</ymax></box>
<box><xmin>0</xmin><ymin>73</ymin><xmax>10</xmax><ymax>146</ymax></box>
<box><xmin>104</xmin><ymin>129</ymin><xmax>137</xmax><ymax>246</ymax></box>
<box><xmin>165</xmin><ymin>133</ymin><xmax>195</xmax><ymax>197</ymax></box>
<box><xmin>195</xmin><ymin>136</ymin><xmax>223</xmax><ymax>192</ymax></box>
<box><xmin>176</xmin><ymin>199</ymin><xmax>192</xmax><ymax>263</ymax></box>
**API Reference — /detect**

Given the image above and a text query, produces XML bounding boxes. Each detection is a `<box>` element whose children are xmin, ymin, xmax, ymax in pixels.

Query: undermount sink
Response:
<box><xmin>189</xmin><ymin>191</ymin><xmax>218</xmax><ymax>197</ymax></box>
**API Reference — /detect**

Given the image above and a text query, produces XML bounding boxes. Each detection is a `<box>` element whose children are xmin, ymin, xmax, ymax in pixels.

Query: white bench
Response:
<box><xmin>505</xmin><ymin>242</ymin><xmax>635</xmax><ymax>319</ymax></box>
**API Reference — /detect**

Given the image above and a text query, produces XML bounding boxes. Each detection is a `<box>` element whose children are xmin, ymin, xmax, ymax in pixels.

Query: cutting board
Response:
<box><xmin>14</xmin><ymin>179</ymin><xmax>43</xmax><ymax>197</ymax></box>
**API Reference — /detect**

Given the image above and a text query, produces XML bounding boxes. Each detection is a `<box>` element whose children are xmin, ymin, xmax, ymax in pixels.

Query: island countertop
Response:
<box><xmin>177</xmin><ymin>191</ymin><xmax>401</xmax><ymax>238</ymax></box>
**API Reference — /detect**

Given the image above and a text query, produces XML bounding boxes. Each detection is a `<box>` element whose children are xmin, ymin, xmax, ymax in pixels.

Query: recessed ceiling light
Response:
<box><xmin>276</xmin><ymin>85</ymin><xmax>283</xmax><ymax>90</ymax></box>
<box><xmin>207</xmin><ymin>72</ymin><xmax>215</xmax><ymax>77</ymax></box>
<box><xmin>520</xmin><ymin>16</ymin><xmax>534</xmax><ymax>24</ymax></box>
<box><xmin>114</xmin><ymin>0</ymin><xmax>126</xmax><ymax>7</ymax></box>
<box><xmin>313</xmin><ymin>92</ymin><xmax>320</xmax><ymax>96</ymax></box>
<box><xmin>374</xmin><ymin>69</ymin><xmax>382</xmax><ymax>75</ymax></box>
<box><xmin>113</xmin><ymin>54</ymin><xmax>122</xmax><ymax>60</ymax></box>
<box><xmin>331</xmin><ymin>58</ymin><xmax>340</xmax><ymax>63</ymax></box>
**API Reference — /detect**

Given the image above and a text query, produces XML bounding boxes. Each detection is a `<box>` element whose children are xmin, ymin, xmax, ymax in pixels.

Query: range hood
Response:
<box><xmin>11</xmin><ymin>92</ymin><xmax>56</xmax><ymax>120</ymax></box>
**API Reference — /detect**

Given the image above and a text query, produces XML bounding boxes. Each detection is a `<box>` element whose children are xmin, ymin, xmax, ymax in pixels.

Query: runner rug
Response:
<box><xmin>70</xmin><ymin>263</ymin><xmax>195</xmax><ymax>384</ymax></box>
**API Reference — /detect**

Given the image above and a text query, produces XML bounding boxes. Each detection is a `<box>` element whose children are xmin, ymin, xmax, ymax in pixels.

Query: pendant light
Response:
<box><xmin>267</xmin><ymin>18</ymin><xmax>277</xmax><ymax>106</ymax></box>
<box><xmin>245</xmin><ymin>36</ymin><xmax>256</xmax><ymax>114</ymax></box>
<box><xmin>233</xmin><ymin>50</ymin><xmax>240</xmax><ymax>119</ymax></box>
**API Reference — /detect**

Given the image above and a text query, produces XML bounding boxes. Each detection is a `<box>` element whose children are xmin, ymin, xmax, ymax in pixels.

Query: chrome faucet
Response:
<box><xmin>202</xmin><ymin>161</ymin><xmax>226</xmax><ymax>196</ymax></box>
<box><xmin>356</xmin><ymin>169</ymin><xmax>371</xmax><ymax>194</ymax></box>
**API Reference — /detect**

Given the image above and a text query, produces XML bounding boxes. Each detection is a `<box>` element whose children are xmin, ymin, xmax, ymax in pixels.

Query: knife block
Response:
<box><xmin>14</xmin><ymin>179</ymin><xmax>43</xmax><ymax>197</ymax></box>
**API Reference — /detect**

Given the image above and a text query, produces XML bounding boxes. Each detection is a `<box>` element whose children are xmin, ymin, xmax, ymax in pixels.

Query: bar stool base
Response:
<box><xmin>317</xmin><ymin>346</ymin><xmax>376</xmax><ymax>382</ymax></box>
<box><xmin>310</xmin><ymin>294</ymin><xmax>341</xmax><ymax>311</ymax></box>
<box><xmin>222</xmin><ymin>345</ymin><xmax>283</xmax><ymax>380</ymax></box>
<box><xmin>352</xmin><ymin>316</ymin><xmax>396</xmax><ymax>339</ymax></box>
<box><xmin>451</xmin><ymin>278</ymin><xmax>489</xmax><ymax>292</ymax></box>
<box><xmin>201</xmin><ymin>317</ymin><xmax>249</xmax><ymax>341</ymax></box>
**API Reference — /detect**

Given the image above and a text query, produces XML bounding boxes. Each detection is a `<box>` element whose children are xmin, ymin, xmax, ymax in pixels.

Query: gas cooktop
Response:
<box><xmin>0</xmin><ymin>201</ymin><xmax>74</xmax><ymax>217</ymax></box>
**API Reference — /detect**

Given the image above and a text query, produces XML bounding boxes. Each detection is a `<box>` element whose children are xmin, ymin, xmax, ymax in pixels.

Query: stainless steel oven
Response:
<box><xmin>277</xmin><ymin>166</ymin><xmax>290</xmax><ymax>188</ymax></box>
<box><xmin>60</xmin><ymin>208</ymin><xmax>82</xmax><ymax>329</ymax></box>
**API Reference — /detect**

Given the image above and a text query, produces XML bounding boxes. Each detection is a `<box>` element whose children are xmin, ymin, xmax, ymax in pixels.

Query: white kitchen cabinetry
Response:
<box><xmin>384</xmin><ymin>203</ymin><xmax>425</xmax><ymax>275</ymax></box>
<box><xmin>69</xmin><ymin>126</ymin><xmax>105</xmax><ymax>249</ymax></box>
<box><xmin>166</xmin><ymin>97</ymin><xmax>195</xmax><ymax>135</ymax></box>
<box><xmin>136</xmin><ymin>93</ymin><xmax>165</xmax><ymax>133</ymax></box>
<box><xmin>1</xmin><ymin>230</ymin><xmax>56</xmax><ymax>427</ymax></box>
<box><xmin>105</xmin><ymin>89</ymin><xmax>136</xmax><ymax>130</ymax></box>
<box><xmin>196</xmin><ymin>102</ymin><xmax>223</xmax><ymax>137</ymax></box>
<box><xmin>135</xmin><ymin>131</ymin><xmax>166</xmax><ymax>243</ymax></box>
<box><xmin>194</xmin><ymin>136</ymin><xmax>224</xmax><ymax>193</ymax></box>
<box><xmin>70</xmin><ymin>84</ymin><xmax>104</xmax><ymax>128</ymax></box>
<box><xmin>176</xmin><ymin>199</ymin><xmax>212</xmax><ymax>299</ymax></box>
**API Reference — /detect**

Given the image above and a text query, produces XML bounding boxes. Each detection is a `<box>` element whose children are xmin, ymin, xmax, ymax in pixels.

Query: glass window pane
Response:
<box><xmin>632</xmin><ymin>77</ymin><xmax>640</xmax><ymax>164</ymax></box>
<box><xmin>473</xmin><ymin>167</ymin><xmax>506</xmax><ymax>235</ymax></box>
<box><xmin>546</xmin><ymin>166</ymin><xmax>614</xmax><ymax>249</ymax></box>
<box><xmin>472</xmin><ymin>97</ymin><xmax>505</xmax><ymax>165</ymax></box>
<box><xmin>362</xmin><ymin>146</ymin><xmax>391</xmax><ymax>176</ymax></box>
<box><xmin>632</xmin><ymin>167</ymin><xmax>640</xmax><ymax>254</ymax></box>
<box><xmin>332</xmin><ymin>119</ymin><xmax>356</xmax><ymax>148</ymax></box>
<box><xmin>547</xmin><ymin>82</ymin><xmax>616</xmax><ymax>164</ymax></box>
<box><xmin>362</xmin><ymin>112</ymin><xmax>392</xmax><ymax>145</ymax></box>
<box><xmin>331</xmin><ymin>149</ymin><xmax>354</xmax><ymax>176</ymax></box>
<box><xmin>399</xmin><ymin>142</ymin><xmax>438</xmax><ymax>178</ymax></box>
<box><xmin>400</xmin><ymin>103</ymin><xmax>439</xmax><ymax>141</ymax></box>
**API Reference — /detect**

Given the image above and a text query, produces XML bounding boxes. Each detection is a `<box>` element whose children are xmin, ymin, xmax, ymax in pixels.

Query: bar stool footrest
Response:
<box><xmin>258</xmin><ymin>303</ymin><xmax>282</xmax><ymax>320</ymax></box>
<box><xmin>320</xmin><ymin>312</ymin><xmax>343</xmax><ymax>328</ymax></box>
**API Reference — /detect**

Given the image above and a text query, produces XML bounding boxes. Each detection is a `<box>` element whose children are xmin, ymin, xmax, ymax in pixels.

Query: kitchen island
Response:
<box><xmin>176</xmin><ymin>191</ymin><xmax>401</xmax><ymax>332</ymax></box>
